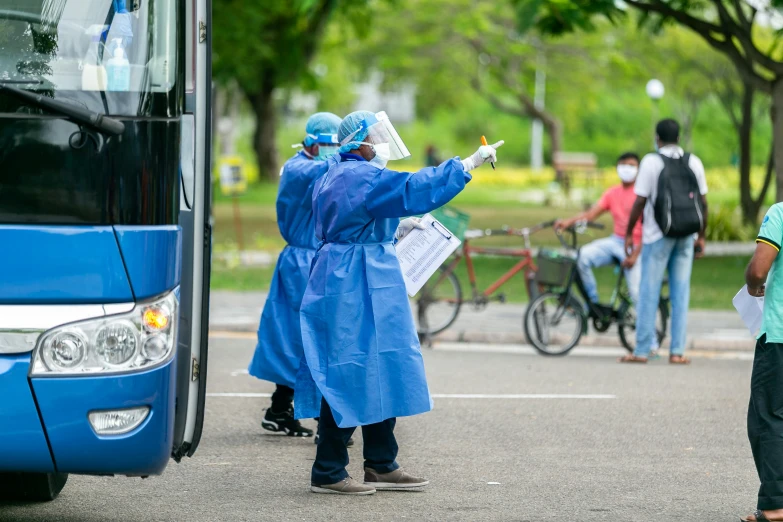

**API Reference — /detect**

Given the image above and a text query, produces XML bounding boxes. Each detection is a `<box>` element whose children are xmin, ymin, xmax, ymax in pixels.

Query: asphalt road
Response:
<box><xmin>0</xmin><ymin>335</ymin><xmax>759</xmax><ymax>522</ymax></box>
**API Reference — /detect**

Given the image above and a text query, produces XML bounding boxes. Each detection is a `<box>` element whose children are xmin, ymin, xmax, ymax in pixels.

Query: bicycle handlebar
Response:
<box><xmin>582</xmin><ymin>222</ymin><xmax>605</xmax><ymax>230</ymax></box>
<box><xmin>554</xmin><ymin>221</ymin><xmax>605</xmax><ymax>250</ymax></box>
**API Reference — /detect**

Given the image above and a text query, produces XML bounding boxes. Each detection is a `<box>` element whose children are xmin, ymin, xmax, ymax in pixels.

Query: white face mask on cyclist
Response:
<box><xmin>617</xmin><ymin>164</ymin><xmax>638</xmax><ymax>183</ymax></box>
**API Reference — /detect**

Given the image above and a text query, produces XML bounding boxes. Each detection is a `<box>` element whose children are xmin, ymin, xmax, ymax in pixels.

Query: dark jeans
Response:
<box><xmin>311</xmin><ymin>398</ymin><xmax>399</xmax><ymax>485</ymax></box>
<box><xmin>271</xmin><ymin>384</ymin><xmax>294</xmax><ymax>412</ymax></box>
<box><xmin>748</xmin><ymin>336</ymin><xmax>783</xmax><ymax>510</ymax></box>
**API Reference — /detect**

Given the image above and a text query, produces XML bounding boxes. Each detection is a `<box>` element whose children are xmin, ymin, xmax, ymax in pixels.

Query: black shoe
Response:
<box><xmin>262</xmin><ymin>408</ymin><xmax>313</xmax><ymax>437</ymax></box>
<box><xmin>314</xmin><ymin>434</ymin><xmax>354</xmax><ymax>447</ymax></box>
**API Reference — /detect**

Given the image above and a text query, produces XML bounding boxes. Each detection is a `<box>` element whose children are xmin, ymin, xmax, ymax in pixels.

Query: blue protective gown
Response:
<box><xmin>248</xmin><ymin>151</ymin><xmax>332</xmax><ymax>387</ymax></box>
<box><xmin>295</xmin><ymin>153</ymin><xmax>472</xmax><ymax>427</ymax></box>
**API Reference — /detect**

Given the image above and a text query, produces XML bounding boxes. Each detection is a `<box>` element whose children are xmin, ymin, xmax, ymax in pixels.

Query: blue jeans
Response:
<box><xmin>311</xmin><ymin>399</ymin><xmax>399</xmax><ymax>485</ymax></box>
<box><xmin>634</xmin><ymin>235</ymin><xmax>695</xmax><ymax>358</ymax></box>
<box><xmin>577</xmin><ymin>235</ymin><xmax>641</xmax><ymax>304</ymax></box>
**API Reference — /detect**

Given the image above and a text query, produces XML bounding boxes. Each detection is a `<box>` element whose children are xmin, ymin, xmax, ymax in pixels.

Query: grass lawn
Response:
<box><xmin>213</xmin><ymin>184</ymin><xmax>609</xmax><ymax>251</ymax></box>
<box><xmin>211</xmin><ymin>182</ymin><xmax>752</xmax><ymax>309</ymax></box>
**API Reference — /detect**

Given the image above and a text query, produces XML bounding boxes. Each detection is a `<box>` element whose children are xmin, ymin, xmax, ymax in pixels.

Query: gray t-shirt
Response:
<box><xmin>634</xmin><ymin>145</ymin><xmax>708</xmax><ymax>244</ymax></box>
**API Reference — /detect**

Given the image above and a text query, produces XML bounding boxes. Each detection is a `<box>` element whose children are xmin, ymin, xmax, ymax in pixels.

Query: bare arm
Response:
<box><xmin>558</xmin><ymin>203</ymin><xmax>606</xmax><ymax>230</ymax></box>
<box><xmin>694</xmin><ymin>195</ymin><xmax>709</xmax><ymax>258</ymax></box>
<box><xmin>624</xmin><ymin>196</ymin><xmax>646</xmax><ymax>256</ymax></box>
<box><xmin>746</xmin><ymin>242</ymin><xmax>778</xmax><ymax>295</ymax></box>
<box><xmin>626</xmin><ymin>196</ymin><xmax>646</xmax><ymax>238</ymax></box>
<box><xmin>699</xmin><ymin>195</ymin><xmax>708</xmax><ymax>239</ymax></box>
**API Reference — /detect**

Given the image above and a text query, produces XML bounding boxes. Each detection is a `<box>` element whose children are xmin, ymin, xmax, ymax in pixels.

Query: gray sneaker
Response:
<box><xmin>364</xmin><ymin>467</ymin><xmax>429</xmax><ymax>490</ymax></box>
<box><xmin>311</xmin><ymin>477</ymin><xmax>376</xmax><ymax>496</ymax></box>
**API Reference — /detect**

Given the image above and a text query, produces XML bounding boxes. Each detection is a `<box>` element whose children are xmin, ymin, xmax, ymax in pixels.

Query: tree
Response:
<box><xmin>212</xmin><ymin>0</ymin><xmax>367</xmax><ymax>181</ymax></box>
<box><xmin>351</xmin><ymin>0</ymin><xmax>616</xmax><ymax>171</ymax></box>
<box><xmin>604</xmin><ymin>20</ymin><xmax>774</xmax><ymax>223</ymax></box>
<box><xmin>518</xmin><ymin>0</ymin><xmax>783</xmax><ymax>209</ymax></box>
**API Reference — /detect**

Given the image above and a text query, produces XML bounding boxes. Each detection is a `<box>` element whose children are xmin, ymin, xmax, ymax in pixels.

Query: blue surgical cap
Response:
<box><xmin>338</xmin><ymin>110</ymin><xmax>379</xmax><ymax>154</ymax></box>
<box><xmin>304</xmin><ymin>112</ymin><xmax>341</xmax><ymax>147</ymax></box>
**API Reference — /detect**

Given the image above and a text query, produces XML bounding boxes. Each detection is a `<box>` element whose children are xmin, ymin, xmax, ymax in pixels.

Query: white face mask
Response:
<box><xmin>617</xmin><ymin>164</ymin><xmax>638</xmax><ymax>183</ymax></box>
<box><xmin>357</xmin><ymin>141</ymin><xmax>391</xmax><ymax>169</ymax></box>
<box><xmin>371</xmin><ymin>142</ymin><xmax>391</xmax><ymax>161</ymax></box>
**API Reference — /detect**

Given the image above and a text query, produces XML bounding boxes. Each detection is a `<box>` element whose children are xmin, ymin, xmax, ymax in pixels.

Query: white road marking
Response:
<box><xmin>209</xmin><ymin>392</ymin><xmax>272</xmax><ymax>398</ymax></box>
<box><xmin>432</xmin><ymin>393</ymin><xmax>615</xmax><ymax>399</ymax></box>
<box><xmin>206</xmin><ymin>392</ymin><xmax>616</xmax><ymax>400</ymax></box>
<box><xmin>230</xmin><ymin>369</ymin><xmax>250</xmax><ymax>377</ymax></box>
<box><xmin>209</xmin><ymin>331</ymin><xmax>256</xmax><ymax>340</ymax></box>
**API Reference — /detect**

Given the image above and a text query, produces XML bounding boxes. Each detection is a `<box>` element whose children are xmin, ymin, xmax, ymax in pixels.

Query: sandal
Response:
<box><xmin>618</xmin><ymin>355</ymin><xmax>648</xmax><ymax>364</ymax></box>
<box><xmin>669</xmin><ymin>355</ymin><xmax>691</xmax><ymax>365</ymax></box>
<box><xmin>741</xmin><ymin>510</ymin><xmax>771</xmax><ymax>521</ymax></box>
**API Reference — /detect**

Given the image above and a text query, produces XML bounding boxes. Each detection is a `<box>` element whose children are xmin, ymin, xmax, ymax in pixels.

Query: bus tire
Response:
<box><xmin>0</xmin><ymin>472</ymin><xmax>68</xmax><ymax>502</ymax></box>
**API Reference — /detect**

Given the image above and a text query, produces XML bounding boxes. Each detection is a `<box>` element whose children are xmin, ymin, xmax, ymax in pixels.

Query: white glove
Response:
<box><xmin>395</xmin><ymin>217</ymin><xmax>425</xmax><ymax>241</ymax></box>
<box><xmin>460</xmin><ymin>140</ymin><xmax>505</xmax><ymax>172</ymax></box>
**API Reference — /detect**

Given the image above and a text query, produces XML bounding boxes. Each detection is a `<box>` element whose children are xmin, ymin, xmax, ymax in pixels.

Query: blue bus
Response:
<box><xmin>0</xmin><ymin>0</ymin><xmax>212</xmax><ymax>501</ymax></box>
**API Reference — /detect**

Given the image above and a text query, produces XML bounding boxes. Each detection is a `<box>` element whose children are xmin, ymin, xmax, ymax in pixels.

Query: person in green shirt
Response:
<box><xmin>742</xmin><ymin>203</ymin><xmax>783</xmax><ymax>522</ymax></box>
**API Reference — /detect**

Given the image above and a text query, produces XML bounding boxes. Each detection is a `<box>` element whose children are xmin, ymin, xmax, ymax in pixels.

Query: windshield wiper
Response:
<box><xmin>0</xmin><ymin>83</ymin><xmax>125</xmax><ymax>136</ymax></box>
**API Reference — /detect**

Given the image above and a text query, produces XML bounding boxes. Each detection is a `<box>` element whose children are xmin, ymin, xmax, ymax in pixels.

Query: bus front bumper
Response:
<box><xmin>0</xmin><ymin>353</ymin><xmax>176</xmax><ymax>476</ymax></box>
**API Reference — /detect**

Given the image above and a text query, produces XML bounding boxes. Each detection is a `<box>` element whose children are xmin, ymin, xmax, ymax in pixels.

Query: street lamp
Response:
<box><xmin>646</xmin><ymin>79</ymin><xmax>664</xmax><ymax>147</ymax></box>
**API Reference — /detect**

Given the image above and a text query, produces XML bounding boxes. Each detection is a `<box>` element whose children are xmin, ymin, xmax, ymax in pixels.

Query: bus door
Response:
<box><xmin>172</xmin><ymin>0</ymin><xmax>211</xmax><ymax>460</ymax></box>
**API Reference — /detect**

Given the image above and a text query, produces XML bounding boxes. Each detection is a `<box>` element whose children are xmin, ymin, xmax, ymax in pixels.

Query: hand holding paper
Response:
<box><xmin>733</xmin><ymin>285</ymin><xmax>765</xmax><ymax>337</ymax></box>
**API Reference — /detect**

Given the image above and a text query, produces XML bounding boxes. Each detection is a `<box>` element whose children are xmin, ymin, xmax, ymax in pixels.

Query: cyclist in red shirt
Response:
<box><xmin>555</xmin><ymin>152</ymin><xmax>643</xmax><ymax>304</ymax></box>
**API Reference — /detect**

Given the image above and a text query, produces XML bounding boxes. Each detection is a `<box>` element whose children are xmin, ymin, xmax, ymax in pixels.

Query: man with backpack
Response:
<box><xmin>619</xmin><ymin>119</ymin><xmax>708</xmax><ymax>365</ymax></box>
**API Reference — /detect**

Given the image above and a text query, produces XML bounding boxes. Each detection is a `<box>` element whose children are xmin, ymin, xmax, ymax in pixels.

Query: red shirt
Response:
<box><xmin>598</xmin><ymin>184</ymin><xmax>642</xmax><ymax>244</ymax></box>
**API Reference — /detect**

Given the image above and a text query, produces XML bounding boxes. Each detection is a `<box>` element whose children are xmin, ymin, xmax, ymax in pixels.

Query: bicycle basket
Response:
<box><xmin>430</xmin><ymin>206</ymin><xmax>470</xmax><ymax>242</ymax></box>
<box><xmin>535</xmin><ymin>249</ymin><xmax>576</xmax><ymax>287</ymax></box>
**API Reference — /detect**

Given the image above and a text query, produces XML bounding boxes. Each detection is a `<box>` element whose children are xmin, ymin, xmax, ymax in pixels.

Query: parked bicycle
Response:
<box><xmin>412</xmin><ymin>220</ymin><xmax>554</xmax><ymax>337</ymax></box>
<box><xmin>523</xmin><ymin>223</ymin><xmax>670</xmax><ymax>356</ymax></box>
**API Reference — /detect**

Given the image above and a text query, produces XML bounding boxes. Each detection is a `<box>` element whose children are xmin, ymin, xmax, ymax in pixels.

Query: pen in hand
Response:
<box><xmin>481</xmin><ymin>135</ymin><xmax>495</xmax><ymax>170</ymax></box>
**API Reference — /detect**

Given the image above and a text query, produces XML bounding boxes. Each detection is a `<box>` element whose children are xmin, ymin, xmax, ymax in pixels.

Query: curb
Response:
<box><xmin>209</xmin><ymin>323</ymin><xmax>756</xmax><ymax>352</ymax></box>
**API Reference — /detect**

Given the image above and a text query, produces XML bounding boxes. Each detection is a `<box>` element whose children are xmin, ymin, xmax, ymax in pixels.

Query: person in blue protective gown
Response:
<box><xmin>298</xmin><ymin>110</ymin><xmax>503</xmax><ymax>495</ymax></box>
<box><xmin>248</xmin><ymin>112</ymin><xmax>342</xmax><ymax>438</ymax></box>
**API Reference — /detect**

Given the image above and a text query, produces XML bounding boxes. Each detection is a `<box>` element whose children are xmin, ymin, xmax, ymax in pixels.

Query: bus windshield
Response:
<box><xmin>0</xmin><ymin>0</ymin><xmax>176</xmax><ymax>103</ymax></box>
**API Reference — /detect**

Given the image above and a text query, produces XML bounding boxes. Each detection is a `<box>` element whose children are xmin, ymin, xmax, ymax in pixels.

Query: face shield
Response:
<box><xmin>341</xmin><ymin>111</ymin><xmax>411</xmax><ymax>161</ymax></box>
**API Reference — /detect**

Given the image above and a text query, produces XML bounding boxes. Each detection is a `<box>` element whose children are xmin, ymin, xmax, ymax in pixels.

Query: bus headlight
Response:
<box><xmin>31</xmin><ymin>292</ymin><xmax>178</xmax><ymax>376</ymax></box>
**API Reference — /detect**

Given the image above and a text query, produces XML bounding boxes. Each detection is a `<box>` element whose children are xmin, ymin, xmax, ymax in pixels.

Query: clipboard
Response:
<box><xmin>395</xmin><ymin>214</ymin><xmax>461</xmax><ymax>297</ymax></box>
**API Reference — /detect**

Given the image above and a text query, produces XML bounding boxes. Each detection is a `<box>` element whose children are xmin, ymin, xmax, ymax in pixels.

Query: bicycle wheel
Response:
<box><xmin>618</xmin><ymin>299</ymin><xmax>669</xmax><ymax>353</ymax></box>
<box><xmin>411</xmin><ymin>266</ymin><xmax>462</xmax><ymax>336</ymax></box>
<box><xmin>524</xmin><ymin>292</ymin><xmax>585</xmax><ymax>356</ymax></box>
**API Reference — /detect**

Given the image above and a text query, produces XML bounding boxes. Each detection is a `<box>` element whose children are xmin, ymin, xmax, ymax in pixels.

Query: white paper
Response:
<box><xmin>396</xmin><ymin>214</ymin><xmax>461</xmax><ymax>297</ymax></box>
<box><xmin>733</xmin><ymin>285</ymin><xmax>765</xmax><ymax>337</ymax></box>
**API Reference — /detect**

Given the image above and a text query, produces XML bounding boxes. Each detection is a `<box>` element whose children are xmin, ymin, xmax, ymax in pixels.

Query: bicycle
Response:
<box><xmin>523</xmin><ymin>223</ymin><xmax>670</xmax><ymax>356</ymax></box>
<box><xmin>411</xmin><ymin>220</ymin><xmax>555</xmax><ymax>337</ymax></box>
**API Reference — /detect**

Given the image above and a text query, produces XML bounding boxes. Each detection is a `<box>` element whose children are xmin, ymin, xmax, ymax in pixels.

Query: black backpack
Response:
<box><xmin>653</xmin><ymin>153</ymin><xmax>705</xmax><ymax>238</ymax></box>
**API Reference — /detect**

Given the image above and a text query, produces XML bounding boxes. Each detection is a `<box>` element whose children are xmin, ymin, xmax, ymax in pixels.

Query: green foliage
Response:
<box><xmin>212</xmin><ymin>0</ymin><xmax>372</xmax><ymax>95</ymax></box>
<box><xmin>512</xmin><ymin>0</ymin><xmax>622</xmax><ymax>35</ymax></box>
<box><xmin>706</xmin><ymin>205</ymin><xmax>759</xmax><ymax>242</ymax></box>
<box><xmin>258</xmin><ymin>93</ymin><xmax>767</xmax><ymax>169</ymax></box>
<box><xmin>306</xmin><ymin>0</ymin><xmax>770</xmax><ymax>166</ymax></box>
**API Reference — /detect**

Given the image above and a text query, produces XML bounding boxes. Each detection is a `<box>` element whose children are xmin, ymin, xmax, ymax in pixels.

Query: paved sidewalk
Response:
<box><xmin>209</xmin><ymin>290</ymin><xmax>755</xmax><ymax>351</ymax></box>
